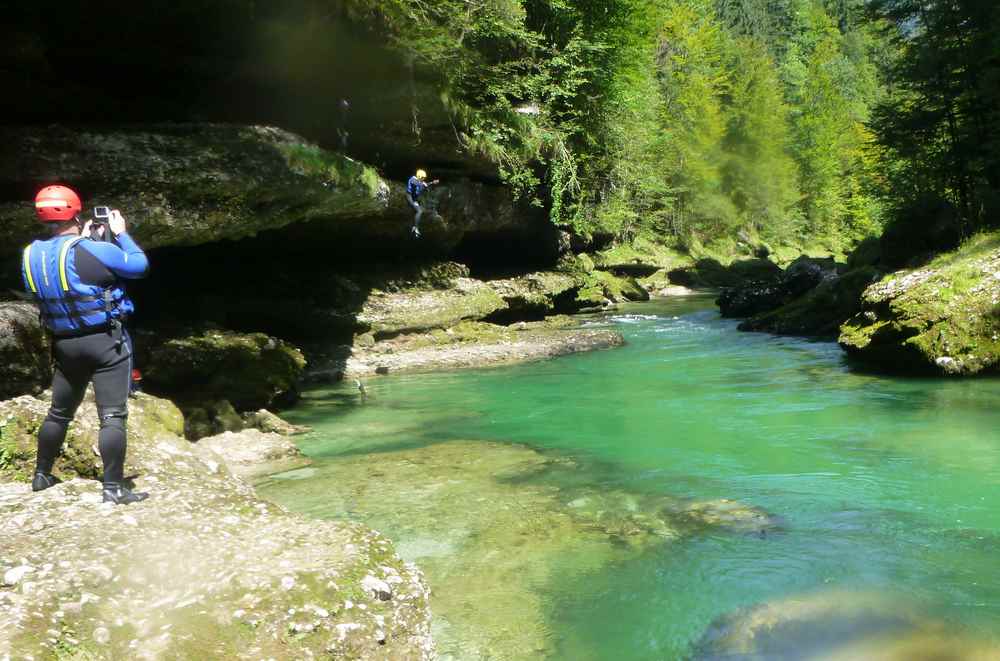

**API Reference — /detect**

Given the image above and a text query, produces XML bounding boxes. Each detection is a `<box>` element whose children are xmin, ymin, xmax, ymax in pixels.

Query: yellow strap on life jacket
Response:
<box><xmin>22</xmin><ymin>245</ymin><xmax>37</xmax><ymax>293</ymax></box>
<box><xmin>58</xmin><ymin>237</ymin><xmax>83</xmax><ymax>292</ymax></box>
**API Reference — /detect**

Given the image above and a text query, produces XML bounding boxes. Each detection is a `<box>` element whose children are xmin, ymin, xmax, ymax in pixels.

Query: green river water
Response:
<box><xmin>258</xmin><ymin>297</ymin><xmax>1000</xmax><ymax>660</ymax></box>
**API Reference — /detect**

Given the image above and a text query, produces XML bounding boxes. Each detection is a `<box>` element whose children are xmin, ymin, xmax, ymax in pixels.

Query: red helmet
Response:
<box><xmin>34</xmin><ymin>185</ymin><xmax>82</xmax><ymax>222</ymax></box>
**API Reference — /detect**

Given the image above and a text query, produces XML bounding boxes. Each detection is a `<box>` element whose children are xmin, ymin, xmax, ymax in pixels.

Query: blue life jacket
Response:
<box><xmin>21</xmin><ymin>236</ymin><xmax>131</xmax><ymax>336</ymax></box>
<box><xmin>407</xmin><ymin>176</ymin><xmax>428</xmax><ymax>200</ymax></box>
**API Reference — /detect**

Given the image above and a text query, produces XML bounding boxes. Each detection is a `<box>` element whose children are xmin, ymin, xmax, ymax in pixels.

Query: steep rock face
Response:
<box><xmin>0</xmin><ymin>124</ymin><xmax>388</xmax><ymax>261</ymax></box>
<box><xmin>0</xmin><ymin>302</ymin><xmax>50</xmax><ymax>399</ymax></box>
<box><xmin>0</xmin><ymin>393</ymin><xmax>434</xmax><ymax>659</ymax></box>
<box><xmin>839</xmin><ymin>236</ymin><xmax>1000</xmax><ymax>374</ymax></box>
<box><xmin>0</xmin><ymin>124</ymin><xmax>556</xmax><ymax>272</ymax></box>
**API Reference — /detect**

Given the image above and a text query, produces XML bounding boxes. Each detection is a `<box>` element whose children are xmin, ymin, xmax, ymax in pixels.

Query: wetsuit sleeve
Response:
<box><xmin>77</xmin><ymin>233</ymin><xmax>149</xmax><ymax>279</ymax></box>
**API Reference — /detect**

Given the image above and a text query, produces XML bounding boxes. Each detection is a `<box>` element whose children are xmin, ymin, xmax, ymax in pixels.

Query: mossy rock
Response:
<box><xmin>847</xmin><ymin>235</ymin><xmax>882</xmax><ymax>270</ymax></box>
<box><xmin>144</xmin><ymin>330</ymin><xmax>307</xmax><ymax>410</ymax></box>
<box><xmin>487</xmin><ymin>271</ymin><xmax>581</xmax><ymax>321</ymax></box>
<box><xmin>740</xmin><ymin>267</ymin><xmax>881</xmax><ymax>338</ymax></box>
<box><xmin>357</xmin><ymin>277</ymin><xmax>507</xmax><ymax>337</ymax></box>
<box><xmin>575</xmin><ymin>270</ymin><xmax>650</xmax><ymax>307</ymax></box>
<box><xmin>593</xmin><ymin>238</ymin><xmax>689</xmax><ymax>277</ymax></box>
<box><xmin>0</xmin><ymin>391</ymin><xmax>184</xmax><ymax>482</ymax></box>
<box><xmin>839</xmin><ymin>233</ymin><xmax>1000</xmax><ymax>374</ymax></box>
<box><xmin>0</xmin><ymin>302</ymin><xmax>50</xmax><ymax>399</ymax></box>
<box><xmin>669</xmin><ymin>258</ymin><xmax>782</xmax><ymax>289</ymax></box>
<box><xmin>181</xmin><ymin>399</ymin><xmax>245</xmax><ymax>441</ymax></box>
<box><xmin>0</xmin><ymin>392</ymin><xmax>434</xmax><ymax>659</ymax></box>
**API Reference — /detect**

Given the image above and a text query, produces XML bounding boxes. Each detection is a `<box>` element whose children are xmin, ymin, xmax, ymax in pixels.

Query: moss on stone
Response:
<box><xmin>838</xmin><ymin>232</ymin><xmax>1000</xmax><ymax>374</ymax></box>
<box><xmin>740</xmin><ymin>267</ymin><xmax>880</xmax><ymax>338</ymax></box>
<box><xmin>577</xmin><ymin>270</ymin><xmax>650</xmax><ymax>306</ymax></box>
<box><xmin>144</xmin><ymin>330</ymin><xmax>307</xmax><ymax>410</ymax></box>
<box><xmin>358</xmin><ymin>278</ymin><xmax>507</xmax><ymax>337</ymax></box>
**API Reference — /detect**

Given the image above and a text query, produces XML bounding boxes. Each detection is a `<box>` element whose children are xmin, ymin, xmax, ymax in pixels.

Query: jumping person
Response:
<box><xmin>21</xmin><ymin>185</ymin><xmax>150</xmax><ymax>505</ymax></box>
<box><xmin>406</xmin><ymin>169</ymin><xmax>440</xmax><ymax>238</ymax></box>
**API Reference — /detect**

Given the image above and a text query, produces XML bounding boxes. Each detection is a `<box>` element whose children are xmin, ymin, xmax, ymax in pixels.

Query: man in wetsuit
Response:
<box><xmin>406</xmin><ymin>169</ymin><xmax>440</xmax><ymax>238</ymax></box>
<box><xmin>21</xmin><ymin>185</ymin><xmax>150</xmax><ymax>505</ymax></box>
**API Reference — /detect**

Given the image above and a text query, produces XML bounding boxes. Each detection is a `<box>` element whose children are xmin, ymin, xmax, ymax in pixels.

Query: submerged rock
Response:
<box><xmin>839</xmin><ymin>234</ymin><xmax>1000</xmax><ymax>374</ymax></box>
<box><xmin>260</xmin><ymin>439</ymin><xmax>776</xmax><ymax>661</ymax></box>
<box><xmin>694</xmin><ymin>589</ymin><xmax>1000</xmax><ymax>660</ymax></box>
<box><xmin>0</xmin><ymin>302</ymin><xmax>50</xmax><ymax>399</ymax></box>
<box><xmin>0</xmin><ymin>392</ymin><xmax>434</xmax><ymax>659</ymax></box>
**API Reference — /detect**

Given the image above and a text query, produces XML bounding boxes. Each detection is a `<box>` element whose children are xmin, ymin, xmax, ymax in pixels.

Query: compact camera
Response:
<box><xmin>91</xmin><ymin>206</ymin><xmax>114</xmax><ymax>243</ymax></box>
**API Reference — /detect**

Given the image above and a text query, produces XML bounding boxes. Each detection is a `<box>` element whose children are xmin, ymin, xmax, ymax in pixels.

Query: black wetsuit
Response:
<box><xmin>34</xmin><ymin>236</ymin><xmax>147</xmax><ymax>485</ymax></box>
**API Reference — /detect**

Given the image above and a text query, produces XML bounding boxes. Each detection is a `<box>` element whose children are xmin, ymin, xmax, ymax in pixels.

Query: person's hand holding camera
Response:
<box><xmin>108</xmin><ymin>209</ymin><xmax>127</xmax><ymax>236</ymax></box>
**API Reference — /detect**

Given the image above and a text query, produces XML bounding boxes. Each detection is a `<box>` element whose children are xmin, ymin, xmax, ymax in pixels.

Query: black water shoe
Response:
<box><xmin>102</xmin><ymin>483</ymin><xmax>149</xmax><ymax>505</ymax></box>
<box><xmin>31</xmin><ymin>472</ymin><xmax>61</xmax><ymax>492</ymax></box>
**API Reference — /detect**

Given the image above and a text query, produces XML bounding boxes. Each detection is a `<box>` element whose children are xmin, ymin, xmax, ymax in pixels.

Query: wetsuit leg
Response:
<box><xmin>407</xmin><ymin>196</ymin><xmax>423</xmax><ymax>227</ymax></box>
<box><xmin>36</xmin><ymin>353</ymin><xmax>88</xmax><ymax>475</ymax></box>
<box><xmin>90</xmin><ymin>334</ymin><xmax>132</xmax><ymax>485</ymax></box>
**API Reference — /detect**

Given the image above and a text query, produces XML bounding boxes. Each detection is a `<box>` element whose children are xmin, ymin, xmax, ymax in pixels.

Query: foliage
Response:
<box><xmin>867</xmin><ymin>0</ymin><xmax>1000</xmax><ymax>240</ymax></box>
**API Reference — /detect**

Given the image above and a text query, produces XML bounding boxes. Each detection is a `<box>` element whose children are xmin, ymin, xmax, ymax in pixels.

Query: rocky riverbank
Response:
<box><xmin>709</xmin><ymin>231</ymin><xmax>1000</xmax><ymax>376</ymax></box>
<box><xmin>0</xmin><ymin>392</ymin><xmax>435</xmax><ymax>660</ymax></box>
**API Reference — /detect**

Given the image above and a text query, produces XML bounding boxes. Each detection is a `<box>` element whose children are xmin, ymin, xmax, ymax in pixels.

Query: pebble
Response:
<box><xmin>93</xmin><ymin>626</ymin><xmax>111</xmax><ymax>645</ymax></box>
<box><xmin>361</xmin><ymin>575</ymin><xmax>393</xmax><ymax>601</ymax></box>
<box><xmin>280</xmin><ymin>576</ymin><xmax>295</xmax><ymax>591</ymax></box>
<box><xmin>3</xmin><ymin>565</ymin><xmax>33</xmax><ymax>586</ymax></box>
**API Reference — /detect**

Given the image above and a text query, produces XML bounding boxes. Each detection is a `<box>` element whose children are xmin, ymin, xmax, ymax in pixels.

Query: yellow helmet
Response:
<box><xmin>416</xmin><ymin>169</ymin><xmax>428</xmax><ymax>179</ymax></box>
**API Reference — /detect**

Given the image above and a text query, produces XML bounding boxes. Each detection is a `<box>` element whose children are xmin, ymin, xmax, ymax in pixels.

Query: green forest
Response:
<box><xmin>344</xmin><ymin>0</ymin><xmax>999</xmax><ymax>260</ymax></box>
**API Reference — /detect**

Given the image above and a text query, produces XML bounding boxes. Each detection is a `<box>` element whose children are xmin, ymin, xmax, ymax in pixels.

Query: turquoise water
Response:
<box><xmin>260</xmin><ymin>297</ymin><xmax>1000</xmax><ymax>659</ymax></box>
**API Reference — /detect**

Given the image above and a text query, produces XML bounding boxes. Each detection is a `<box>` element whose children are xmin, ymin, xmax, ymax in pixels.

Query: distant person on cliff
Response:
<box><xmin>406</xmin><ymin>168</ymin><xmax>440</xmax><ymax>238</ymax></box>
<box><xmin>21</xmin><ymin>185</ymin><xmax>150</xmax><ymax>505</ymax></box>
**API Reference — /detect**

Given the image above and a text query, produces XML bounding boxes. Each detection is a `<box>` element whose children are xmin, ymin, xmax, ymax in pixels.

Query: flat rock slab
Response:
<box><xmin>344</xmin><ymin>322</ymin><xmax>624</xmax><ymax>378</ymax></box>
<box><xmin>194</xmin><ymin>428</ymin><xmax>310</xmax><ymax>478</ymax></box>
